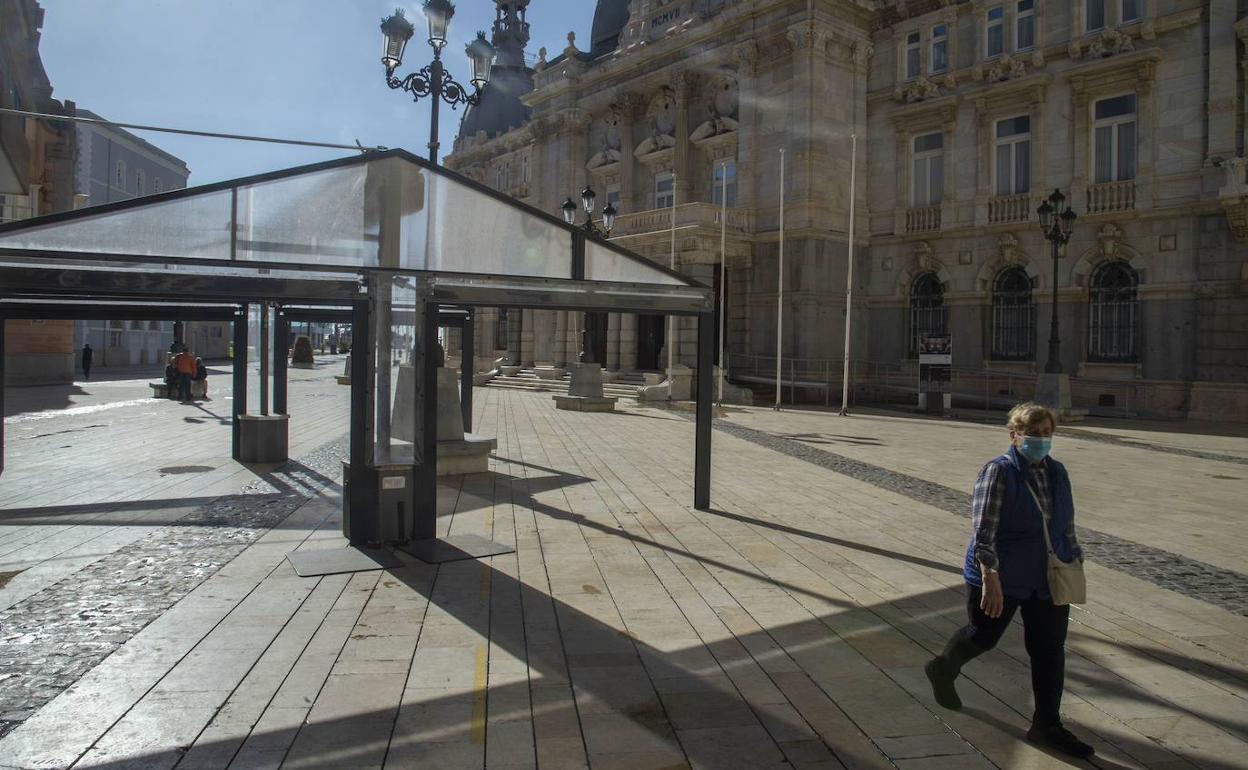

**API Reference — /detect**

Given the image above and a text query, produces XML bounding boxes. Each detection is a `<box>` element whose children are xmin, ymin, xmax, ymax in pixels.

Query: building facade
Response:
<box><xmin>1</xmin><ymin>0</ymin><xmax>78</xmax><ymax>384</ymax></box>
<box><xmin>448</xmin><ymin>0</ymin><xmax>1248</xmax><ymax>420</ymax></box>
<box><xmin>69</xmin><ymin>108</ymin><xmax>229</xmax><ymax>367</ymax></box>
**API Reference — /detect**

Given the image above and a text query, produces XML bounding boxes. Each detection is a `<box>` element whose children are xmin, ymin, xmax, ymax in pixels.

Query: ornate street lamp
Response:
<box><xmin>379</xmin><ymin>4</ymin><xmax>495</xmax><ymax>164</ymax></box>
<box><xmin>561</xmin><ymin>186</ymin><xmax>616</xmax><ymax>237</ymax></box>
<box><xmin>1036</xmin><ymin>188</ymin><xmax>1078</xmax><ymax>374</ymax></box>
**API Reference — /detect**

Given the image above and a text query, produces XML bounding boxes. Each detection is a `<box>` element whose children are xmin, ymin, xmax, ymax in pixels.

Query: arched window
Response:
<box><xmin>909</xmin><ymin>272</ymin><xmax>948</xmax><ymax>354</ymax></box>
<box><xmin>991</xmin><ymin>267</ymin><xmax>1034</xmax><ymax>360</ymax></box>
<box><xmin>1088</xmin><ymin>261</ymin><xmax>1139</xmax><ymax>362</ymax></box>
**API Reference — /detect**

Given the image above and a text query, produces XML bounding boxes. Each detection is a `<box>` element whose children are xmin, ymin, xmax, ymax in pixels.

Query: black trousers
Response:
<box><xmin>939</xmin><ymin>584</ymin><xmax>1070</xmax><ymax>727</ymax></box>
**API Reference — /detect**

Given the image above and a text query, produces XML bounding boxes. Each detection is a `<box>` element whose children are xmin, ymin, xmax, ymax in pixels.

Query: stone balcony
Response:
<box><xmin>988</xmin><ymin>193</ymin><xmax>1033</xmax><ymax>225</ymax></box>
<box><xmin>905</xmin><ymin>205</ymin><xmax>941</xmax><ymax>233</ymax></box>
<box><xmin>1218</xmin><ymin>157</ymin><xmax>1248</xmax><ymax>241</ymax></box>
<box><xmin>609</xmin><ymin>202</ymin><xmax>754</xmax><ymax>238</ymax></box>
<box><xmin>1086</xmin><ymin>180</ymin><xmax>1136</xmax><ymax>215</ymax></box>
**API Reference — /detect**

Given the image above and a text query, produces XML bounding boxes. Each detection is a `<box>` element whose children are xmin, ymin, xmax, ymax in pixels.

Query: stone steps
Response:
<box><xmin>483</xmin><ymin>369</ymin><xmax>643</xmax><ymax>399</ymax></box>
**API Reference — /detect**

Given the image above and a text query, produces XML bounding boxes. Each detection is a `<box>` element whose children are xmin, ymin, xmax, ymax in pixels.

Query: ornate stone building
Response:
<box><xmin>448</xmin><ymin>0</ymin><xmax>1248</xmax><ymax>420</ymax></box>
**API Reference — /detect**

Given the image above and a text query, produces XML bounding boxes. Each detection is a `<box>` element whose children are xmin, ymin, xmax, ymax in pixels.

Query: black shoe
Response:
<box><xmin>1026</xmin><ymin>724</ymin><xmax>1095</xmax><ymax>758</ymax></box>
<box><xmin>925</xmin><ymin>657</ymin><xmax>962</xmax><ymax>710</ymax></box>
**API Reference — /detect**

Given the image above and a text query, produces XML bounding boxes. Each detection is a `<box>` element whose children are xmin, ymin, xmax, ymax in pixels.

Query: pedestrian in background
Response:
<box><xmin>80</xmin><ymin>343</ymin><xmax>93</xmax><ymax>380</ymax></box>
<box><xmin>193</xmin><ymin>356</ymin><xmax>208</xmax><ymax>396</ymax></box>
<box><xmin>925</xmin><ymin>402</ymin><xmax>1093</xmax><ymax>759</ymax></box>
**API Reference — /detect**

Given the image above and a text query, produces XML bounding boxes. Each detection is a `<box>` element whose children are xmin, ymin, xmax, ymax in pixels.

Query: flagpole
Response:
<box><xmin>667</xmin><ymin>172</ymin><xmax>677</xmax><ymax>383</ymax></box>
<box><xmin>840</xmin><ymin>133</ymin><xmax>857</xmax><ymax>416</ymax></box>
<box><xmin>775</xmin><ymin>148</ymin><xmax>784</xmax><ymax>411</ymax></box>
<box><xmin>718</xmin><ymin>160</ymin><xmax>728</xmax><ymax>406</ymax></box>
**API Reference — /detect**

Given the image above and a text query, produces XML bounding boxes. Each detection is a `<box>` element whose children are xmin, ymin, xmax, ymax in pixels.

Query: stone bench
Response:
<box><xmin>149</xmin><ymin>379</ymin><xmax>208</xmax><ymax>399</ymax></box>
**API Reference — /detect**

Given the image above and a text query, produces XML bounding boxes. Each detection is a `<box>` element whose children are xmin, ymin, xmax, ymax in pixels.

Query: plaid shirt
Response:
<box><xmin>971</xmin><ymin>456</ymin><xmax>1081</xmax><ymax>573</ymax></box>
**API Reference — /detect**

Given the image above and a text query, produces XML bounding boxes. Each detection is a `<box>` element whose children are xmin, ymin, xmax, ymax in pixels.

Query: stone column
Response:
<box><xmin>733</xmin><ymin>42</ymin><xmax>760</xmax><ymax>214</ymax></box>
<box><xmin>1240</xmin><ymin>22</ymin><xmax>1248</xmax><ymax>154</ymax></box>
<box><xmin>520</xmin><ymin>308</ymin><xmax>535</xmax><ymax>366</ymax></box>
<box><xmin>618</xmin><ymin>95</ymin><xmax>638</xmax><ymax>212</ymax></box>
<box><xmin>606</xmin><ymin>312</ymin><xmax>621</xmax><ymax>370</ymax></box>
<box><xmin>1208</xmin><ymin>2</ymin><xmax>1239</xmax><ymax>162</ymax></box>
<box><xmin>673</xmin><ymin>73</ymin><xmax>694</xmax><ymax>201</ymax></box>
<box><xmin>1069</xmin><ymin>76</ymin><xmax>1090</xmax><ymax>214</ymax></box>
<box><xmin>1135</xmin><ymin>60</ymin><xmax>1158</xmax><ymax>209</ymax></box>
<box><xmin>620</xmin><ymin>313</ymin><xmax>639</xmax><ymax>370</ymax></box>
<box><xmin>553</xmin><ymin>310</ymin><xmax>567</xmax><ymax>365</ymax></box>
<box><xmin>973</xmin><ymin>98</ymin><xmax>991</xmax><ymax>227</ymax></box>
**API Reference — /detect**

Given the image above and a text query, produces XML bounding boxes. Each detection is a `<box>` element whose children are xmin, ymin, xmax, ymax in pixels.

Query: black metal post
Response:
<box><xmin>348</xmin><ymin>296</ymin><xmax>376</xmax><ymax>545</ymax></box>
<box><xmin>414</xmin><ymin>298</ymin><xmax>440</xmax><ymax>541</ymax></box>
<box><xmin>428</xmin><ymin>54</ymin><xmax>443</xmax><ymax>164</ymax></box>
<box><xmin>273</xmin><ymin>307</ymin><xmax>289</xmax><ymax>415</ymax></box>
<box><xmin>694</xmin><ymin>312</ymin><xmax>714</xmax><ymax>510</ymax></box>
<box><xmin>1045</xmin><ymin>236</ymin><xmax>1063</xmax><ymax>374</ymax></box>
<box><xmin>461</xmin><ymin>307</ymin><xmax>474</xmax><ymax>433</ymax></box>
<box><xmin>231</xmin><ymin>305</ymin><xmax>248</xmax><ymax>461</ymax></box>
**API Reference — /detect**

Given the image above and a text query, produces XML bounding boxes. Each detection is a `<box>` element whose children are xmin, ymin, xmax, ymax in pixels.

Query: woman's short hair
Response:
<box><xmin>1007</xmin><ymin>402</ymin><xmax>1056</xmax><ymax>434</ymax></box>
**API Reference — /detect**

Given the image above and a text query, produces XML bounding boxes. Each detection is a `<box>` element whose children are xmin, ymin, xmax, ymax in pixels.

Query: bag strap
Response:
<box><xmin>1023</xmin><ymin>478</ymin><xmax>1057</xmax><ymax>557</ymax></box>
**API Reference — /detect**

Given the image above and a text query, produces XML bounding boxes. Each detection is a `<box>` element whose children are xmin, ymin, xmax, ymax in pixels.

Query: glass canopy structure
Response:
<box><xmin>0</xmin><ymin>149</ymin><xmax>717</xmax><ymax>548</ymax></box>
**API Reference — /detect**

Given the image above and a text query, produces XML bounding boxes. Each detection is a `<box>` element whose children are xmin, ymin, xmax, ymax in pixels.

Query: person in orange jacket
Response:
<box><xmin>172</xmin><ymin>349</ymin><xmax>197</xmax><ymax>401</ymax></box>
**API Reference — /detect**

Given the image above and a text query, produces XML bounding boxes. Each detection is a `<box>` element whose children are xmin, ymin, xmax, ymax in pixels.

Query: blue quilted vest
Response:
<box><xmin>963</xmin><ymin>445</ymin><xmax>1076</xmax><ymax>599</ymax></box>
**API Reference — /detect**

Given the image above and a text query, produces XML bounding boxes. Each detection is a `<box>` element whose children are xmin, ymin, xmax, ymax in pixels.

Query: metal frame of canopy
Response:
<box><xmin>0</xmin><ymin>149</ymin><xmax>717</xmax><ymax>563</ymax></box>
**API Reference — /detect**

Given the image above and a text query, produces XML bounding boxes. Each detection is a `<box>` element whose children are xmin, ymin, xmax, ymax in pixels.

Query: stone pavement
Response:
<box><xmin>0</xmin><ymin>377</ymin><xmax>1245</xmax><ymax>769</ymax></box>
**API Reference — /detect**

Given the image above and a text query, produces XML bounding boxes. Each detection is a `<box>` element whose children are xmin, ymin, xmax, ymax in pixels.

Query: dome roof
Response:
<box><xmin>590</xmin><ymin>0</ymin><xmax>630</xmax><ymax>56</ymax></box>
<box><xmin>457</xmin><ymin>65</ymin><xmax>533</xmax><ymax>141</ymax></box>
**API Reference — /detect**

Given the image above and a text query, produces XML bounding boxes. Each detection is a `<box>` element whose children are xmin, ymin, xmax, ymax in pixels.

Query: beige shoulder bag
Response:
<box><xmin>1024</xmin><ymin>481</ymin><xmax>1087</xmax><ymax>606</ymax></box>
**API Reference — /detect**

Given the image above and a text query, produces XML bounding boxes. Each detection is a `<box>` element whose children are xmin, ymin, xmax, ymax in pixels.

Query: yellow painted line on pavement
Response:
<box><xmin>471</xmin><ymin>642</ymin><xmax>489</xmax><ymax>744</ymax></box>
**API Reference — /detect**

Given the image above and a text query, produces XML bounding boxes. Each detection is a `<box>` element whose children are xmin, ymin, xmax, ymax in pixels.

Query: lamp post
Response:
<box><xmin>561</xmin><ymin>185</ymin><xmax>618</xmax><ymax>238</ymax></box>
<box><xmin>379</xmin><ymin>2</ymin><xmax>496</xmax><ymax>164</ymax></box>
<box><xmin>561</xmin><ymin>187</ymin><xmax>617</xmax><ymax>363</ymax></box>
<box><xmin>1036</xmin><ymin>188</ymin><xmax>1078</xmax><ymax>375</ymax></box>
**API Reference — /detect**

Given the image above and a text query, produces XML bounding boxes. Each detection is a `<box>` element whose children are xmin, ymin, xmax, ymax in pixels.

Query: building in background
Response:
<box><xmin>69</xmin><ymin>108</ymin><xmax>229</xmax><ymax>367</ymax></box>
<box><xmin>1</xmin><ymin>0</ymin><xmax>78</xmax><ymax>384</ymax></box>
<box><xmin>447</xmin><ymin>0</ymin><xmax>1248</xmax><ymax>421</ymax></box>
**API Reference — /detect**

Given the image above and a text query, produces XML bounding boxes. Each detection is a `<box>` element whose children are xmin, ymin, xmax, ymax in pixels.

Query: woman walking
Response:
<box><xmin>925</xmin><ymin>402</ymin><xmax>1093</xmax><ymax>758</ymax></box>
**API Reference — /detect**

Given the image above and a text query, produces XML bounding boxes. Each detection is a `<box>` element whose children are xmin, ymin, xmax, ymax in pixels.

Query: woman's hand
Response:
<box><xmin>980</xmin><ymin>572</ymin><xmax>1005</xmax><ymax>618</ymax></box>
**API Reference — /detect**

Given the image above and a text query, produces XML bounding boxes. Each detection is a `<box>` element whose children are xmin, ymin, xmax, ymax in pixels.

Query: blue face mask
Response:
<box><xmin>1018</xmin><ymin>435</ymin><xmax>1052</xmax><ymax>463</ymax></box>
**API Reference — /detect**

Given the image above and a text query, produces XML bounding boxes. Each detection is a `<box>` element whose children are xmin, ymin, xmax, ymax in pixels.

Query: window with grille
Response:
<box><xmin>909</xmin><ymin>272</ymin><xmax>948</xmax><ymax>354</ymax></box>
<box><xmin>986</xmin><ymin>6</ymin><xmax>1004</xmax><ymax>58</ymax></box>
<box><xmin>931</xmin><ymin>25</ymin><xmax>948</xmax><ymax>74</ymax></box>
<box><xmin>1093</xmin><ymin>94</ymin><xmax>1137</xmax><ymax>183</ymax></box>
<box><xmin>995</xmin><ymin>116</ymin><xmax>1031</xmax><ymax>195</ymax></box>
<box><xmin>1088</xmin><ymin>261</ymin><xmax>1139</xmax><ymax>362</ymax></box>
<box><xmin>1016</xmin><ymin>0</ymin><xmax>1035</xmax><ymax>50</ymax></box>
<box><xmin>991</xmin><ymin>267</ymin><xmax>1035</xmax><ymax>360</ymax></box>
<box><xmin>911</xmin><ymin>133</ymin><xmax>944</xmax><ymax>207</ymax></box>
<box><xmin>905</xmin><ymin>32</ymin><xmax>921</xmax><ymax>80</ymax></box>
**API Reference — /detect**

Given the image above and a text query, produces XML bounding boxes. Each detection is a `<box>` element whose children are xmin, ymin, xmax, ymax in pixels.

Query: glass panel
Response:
<box><xmin>1017</xmin><ymin>12</ymin><xmax>1034</xmax><ymax>49</ymax></box>
<box><xmin>1094</xmin><ymin>126</ymin><xmax>1113</xmax><ymax>183</ymax></box>
<box><xmin>996</xmin><ymin>145</ymin><xmax>1013</xmax><ymax>196</ymax></box>
<box><xmin>0</xmin><ymin>189</ymin><xmax>233</xmax><ymax>259</ymax></box>
<box><xmin>377</xmin><ymin>275</ymin><xmax>419</xmax><ymax>466</ymax></box>
<box><xmin>913</xmin><ymin>158</ymin><xmax>928</xmax><ymax>206</ymax></box>
<box><xmin>1117</xmin><ymin>121</ymin><xmax>1137</xmax><ymax>180</ymax></box>
<box><xmin>1121</xmin><ymin>0</ymin><xmax>1140</xmax><ymax>22</ymax></box>
<box><xmin>906</xmin><ymin>45</ymin><xmax>920</xmax><ymax>79</ymax></box>
<box><xmin>997</xmin><ymin>116</ymin><xmax>1030</xmax><ymax>137</ymax></box>
<box><xmin>235</xmin><ymin>164</ymin><xmax>377</xmax><ymax>267</ymax></box>
<box><xmin>1095</xmin><ymin>94</ymin><xmax>1136</xmax><ymax>120</ymax></box>
<box><xmin>987</xmin><ymin>24</ymin><xmax>1003</xmax><ymax>57</ymax></box>
<box><xmin>931</xmin><ymin>156</ymin><xmax>944</xmax><ymax>204</ymax></box>
<box><xmin>914</xmin><ymin>133</ymin><xmax>943</xmax><ymax>153</ymax></box>
<box><xmin>399</xmin><ymin>163</ymin><xmax>571</xmax><ymax>279</ymax></box>
<box><xmin>932</xmin><ymin>39</ymin><xmax>947</xmax><ymax>73</ymax></box>
<box><xmin>1015</xmin><ymin>139</ymin><xmax>1031</xmax><ymax>193</ymax></box>
<box><xmin>1087</xmin><ymin>0</ymin><xmax>1105</xmax><ymax>30</ymax></box>
<box><xmin>585</xmin><ymin>239</ymin><xmax>686</xmax><ymax>285</ymax></box>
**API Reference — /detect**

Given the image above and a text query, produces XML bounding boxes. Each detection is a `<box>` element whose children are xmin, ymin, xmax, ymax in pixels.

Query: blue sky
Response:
<box><xmin>38</xmin><ymin>0</ymin><xmax>595</xmax><ymax>184</ymax></box>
